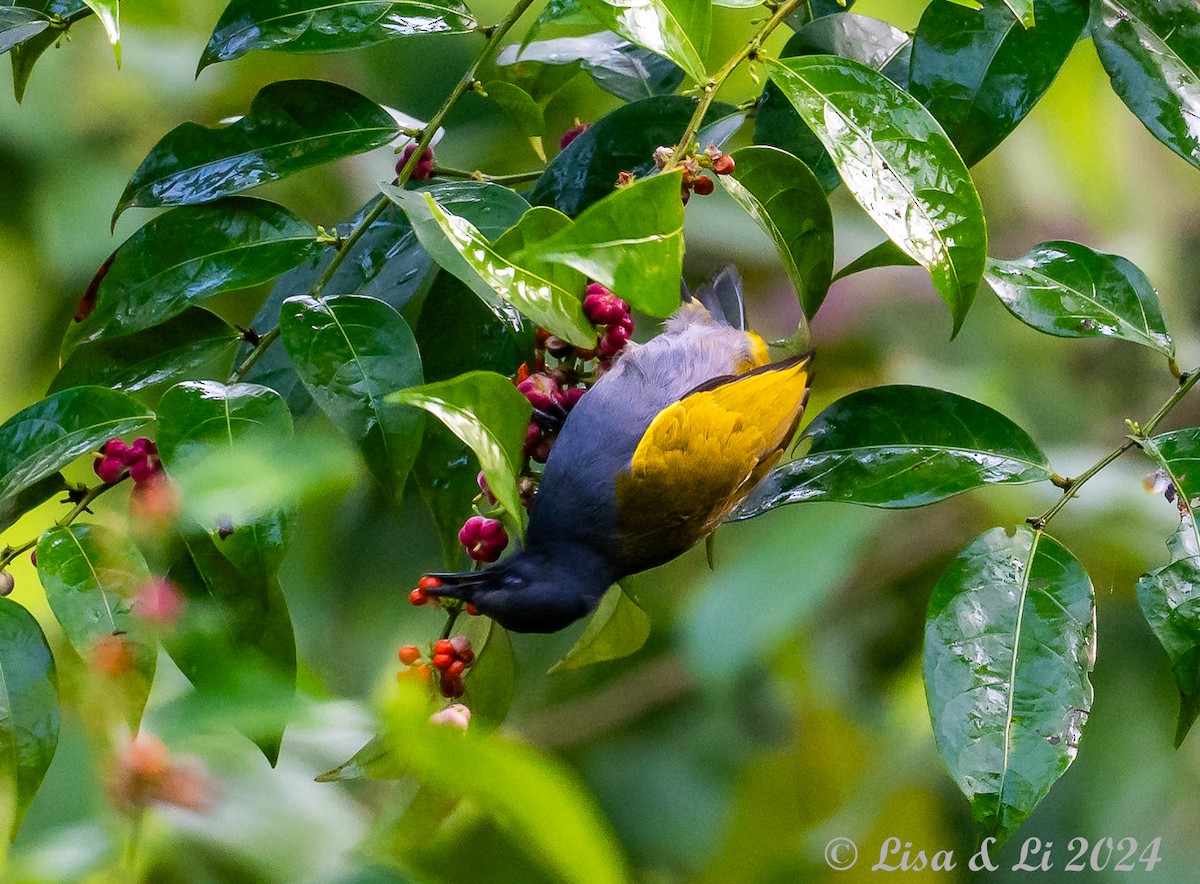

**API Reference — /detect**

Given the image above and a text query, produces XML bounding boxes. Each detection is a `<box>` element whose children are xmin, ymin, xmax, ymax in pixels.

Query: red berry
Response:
<box><xmin>94</xmin><ymin>457</ymin><xmax>125</xmax><ymax>484</ymax></box>
<box><xmin>397</xmin><ymin>144</ymin><xmax>435</xmax><ymax>180</ymax></box>
<box><xmin>693</xmin><ymin>175</ymin><xmax>715</xmax><ymax>196</ymax></box>
<box><xmin>465</xmin><ymin>603</ymin><xmax>480</xmax><ymax>616</ymax></box>
<box><xmin>418</xmin><ymin>575</ymin><xmax>443</xmax><ymax>591</ymax></box>
<box><xmin>29</xmin><ymin>550</ymin><xmax>36</xmax><ymax>567</ymax></box>
<box><xmin>439</xmin><ymin>673</ymin><xmax>466</xmax><ymax>699</ymax></box>
<box><xmin>398</xmin><ymin>645</ymin><xmax>421</xmax><ymax>665</ymax></box>
<box><xmin>432</xmin><ymin>652</ymin><xmax>454</xmax><ymax>671</ymax></box>
<box><xmin>449</xmin><ymin>636</ymin><xmax>475</xmax><ymax>665</ymax></box>
<box><xmin>434</xmin><ymin>639</ymin><xmax>454</xmax><ymax>656</ymax></box>
<box><xmin>712</xmin><ymin>153</ymin><xmax>736</xmax><ymax>176</ymax></box>
<box><xmin>559</xmin><ymin>122</ymin><xmax>590</xmax><ymax>150</ymax></box>
<box><xmin>446</xmin><ymin>659</ymin><xmax>465</xmax><ymax>678</ymax></box>
<box><xmin>409</xmin><ymin>587</ymin><xmax>429</xmax><ymax>606</ymax></box>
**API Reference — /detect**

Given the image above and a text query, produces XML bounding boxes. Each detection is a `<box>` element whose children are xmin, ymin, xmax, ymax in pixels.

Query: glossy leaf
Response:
<box><xmin>754</xmin><ymin>15</ymin><xmax>911</xmax><ymax>193</ymax></box>
<box><xmin>9</xmin><ymin>1</ymin><xmax>88</xmax><ymax>102</ymax></box>
<box><xmin>484</xmin><ymin>80</ymin><xmax>545</xmax><ymax>141</ymax></box>
<box><xmin>732</xmin><ymin>385</ymin><xmax>1051</xmax><ymax>516</ymax></box>
<box><xmin>115</xmin><ymin>80</ymin><xmax>399</xmax><ymax>219</ymax></box>
<box><xmin>496</xmin><ymin>32</ymin><xmax>684</xmax><ymax>103</ymax></box>
<box><xmin>80</xmin><ymin>0</ymin><xmax>118</xmax><ymax>63</ymax></box>
<box><xmin>908</xmin><ymin>0</ymin><xmax>1087</xmax><ymax>166</ymax></box>
<box><xmin>721</xmin><ymin>146</ymin><xmax>834</xmax><ymax>318</ymax></box>
<box><xmin>831</xmin><ymin>238</ymin><xmax>915</xmax><ymax>282</ymax></box>
<box><xmin>199</xmin><ymin>0</ymin><xmax>477</xmax><ymax>71</ymax></box>
<box><xmin>1136</xmin><ymin>430</ymin><xmax>1200</xmax><ymax>745</ymax></box>
<box><xmin>384</xmin><ymin>185</ymin><xmax>597</xmax><ymax>346</ymax></box>
<box><xmin>581</xmin><ymin>0</ymin><xmax>708</xmax><ymax>84</ymax></box>
<box><xmin>0</xmin><ymin>387</ymin><xmax>153</xmax><ymax>512</ymax></box>
<box><xmin>0</xmin><ymin>7</ymin><xmax>50</xmax><ymax>54</ymax></box>
<box><xmin>389</xmin><ymin>371</ymin><xmax>531</xmax><ymax>525</ymax></box>
<box><xmin>70</xmin><ymin>199</ymin><xmax>319</xmax><ymax>349</ymax></box>
<box><xmin>550</xmin><ymin>584</ymin><xmax>650</xmax><ymax>673</ymax></box>
<box><xmin>765</xmin><ymin>55</ymin><xmax>988</xmax><ymax>334</ymax></box>
<box><xmin>0</xmin><ymin>598</ymin><xmax>58</xmax><ymax>839</ymax></box>
<box><xmin>0</xmin><ymin>473</ymin><xmax>67</xmax><ymax>536</ymax></box>
<box><xmin>156</xmin><ymin>381</ymin><xmax>294</xmax><ymax>578</ymax></box>
<box><xmin>533</xmin><ymin>171</ymin><xmax>685</xmax><ymax>317</ymax></box>
<box><xmin>280</xmin><ymin>295</ymin><xmax>424</xmax><ymax>499</ymax></box>
<box><xmin>493</xmin><ymin>206</ymin><xmax>586</xmax><ymax>296</ymax></box>
<box><xmin>36</xmin><ymin>525</ymin><xmax>155</xmax><ymax>728</ymax></box>
<box><xmin>456</xmin><ymin>617</ymin><xmax>515</xmax><ymax>732</ymax></box>
<box><xmin>51</xmin><ymin>308</ymin><xmax>240</xmax><ymax>396</ymax></box>
<box><xmin>166</xmin><ymin>531</ymin><xmax>296</xmax><ymax>765</ymax></box>
<box><xmin>1091</xmin><ymin>0</ymin><xmax>1200</xmax><ymax>172</ymax></box>
<box><xmin>925</xmin><ymin>526</ymin><xmax>1095</xmax><ymax>842</ymax></box>
<box><xmin>531</xmin><ymin>95</ymin><xmax>735</xmax><ymax>216</ymax></box>
<box><xmin>985</xmin><ymin>241</ymin><xmax>1173</xmax><ymax>354</ymax></box>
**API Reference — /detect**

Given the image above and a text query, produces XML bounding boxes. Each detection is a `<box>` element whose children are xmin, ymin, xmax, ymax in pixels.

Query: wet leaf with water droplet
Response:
<box><xmin>985</xmin><ymin>240</ymin><xmax>1174</xmax><ymax>355</ymax></box>
<box><xmin>732</xmin><ymin>385</ymin><xmax>1050</xmax><ymax>517</ymax></box>
<box><xmin>580</xmin><ymin>0</ymin><xmax>709</xmax><ymax>84</ymax></box>
<box><xmin>925</xmin><ymin>525</ymin><xmax>1095</xmax><ymax>843</ymax></box>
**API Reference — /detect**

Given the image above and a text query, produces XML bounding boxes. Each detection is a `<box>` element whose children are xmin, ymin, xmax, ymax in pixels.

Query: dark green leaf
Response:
<box><xmin>533</xmin><ymin>171</ymin><xmax>685</xmax><ymax>317</ymax></box>
<box><xmin>908</xmin><ymin>0</ymin><xmax>1087</xmax><ymax>166</ymax></box>
<box><xmin>496</xmin><ymin>32</ymin><xmax>684</xmax><ymax>103</ymax></box>
<box><xmin>9</xmin><ymin>1</ymin><xmax>88</xmax><ymax>102</ymax></box>
<box><xmin>754</xmin><ymin>14</ymin><xmax>911</xmax><ymax>193</ymax></box>
<box><xmin>458</xmin><ymin>617</ymin><xmax>515</xmax><ymax>732</ymax></box>
<box><xmin>166</xmin><ymin>531</ymin><xmax>296</xmax><ymax>765</ymax></box>
<box><xmin>389</xmin><ymin>371</ymin><xmax>531</xmax><ymax>526</ymax></box>
<box><xmin>483</xmin><ymin>81</ymin><xmax>546</xmax><ymax>159</ymax></box>
<box><xmin>69</xmin><ymin>199</ymin><xmax>318</xmax><ymax>350</ymax></box>
<box><xmin>51</xmin><ymin>308</ymin><xmax>240</xmax><ymax>396</ymax></box>
<box><xmin>0</xmin><ymin>598</ymin><xmax>58</xmax><ymax>839</ymax></box>
<box><xmin>199</xmin><ymin>0</ymin><xmax>477</xmax><ymax>71</ymax></box>
<box><xmin>1135</xmin><ymin>430</ymin><xmax>1200</xmax><ymax>745</ymax></box>
<box><xmin>721</xmin><ymin>146</ymin><xmax>833</xmax><ymax>318</ymax></box>
<box><xmin>580</xmin><ymin>0</ymin><xmax>709</xmax><ymax>83</ymax></box>
<box><xmin>36</xmin><ymin>524</ymin><xmax>155</xmax><ymax>729</ymax></box>
<box><xmin>925</xmin><ymin>526</ymin><xmax>1095</xmax><ymax>843</ymax></box>
<box><xmin>0</xmin><ymin>7</ymin><xmax>50</xmax><ymax>54</ymax></box>
<box><xmin>384</xmin><ymin>185</ymin><xmax>596</xmax><ymax>346</ymax></box>
<box><xmin>732</xmin><ymin>385</ymin><xmax>1051</xmax><ymax>516</ymax></box>
<box><xmin>156</xmin><ymin>381</ymin><xmax>294</xmax><ymax>578</ymax></box>
<box><xmin>1091</xmin><ymin>0</ymin><xmax>1200</xmax><ymax>172</ymax></box>
<box><xmin>985</xmin><ymin>240</ymin><xmax>1173</xmax><ymax>354</ymax></box>
<box><xmin>831</xmin><ymin>238</ymin><xmax>915</xmax><ymax>282</ymax></box>
<box><xmin>765</xmin><ymin>55</ymin><xmax>988</xmax><ymax>334</ymax></box>
<box><xmin>550</xmin><ymin>584</ymin><xmax>650</xmax><ymax>672</ymax></box>
<box><xmin>530</xmin><ymin>95</ymin><xmax>735</xmax><ymax>216</ymax></box>
<box><xmin>0</xmin><ymin>387</ymin><xmax>153</xmax><ymax>512</ymax></box>
<box><xmin>280</xmin><ymin>295</ymin><xmax>425</xmax><ymax>500</ymax></box>
<box><xmin>0</xmin><ymin>473</ymin><xmax>67</xmax><ymax>536</ymax></box>
<box><xmin>115</xmin><ymin>80</ymin><xmax>399</xmax><ymax>219</ymax></box>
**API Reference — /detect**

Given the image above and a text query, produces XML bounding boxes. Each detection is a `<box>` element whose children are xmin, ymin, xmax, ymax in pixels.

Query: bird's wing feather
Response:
<box><xmin>613</xmin><ymin>353</ymin><xmax>813</xmax><ymax>569</ymax></box>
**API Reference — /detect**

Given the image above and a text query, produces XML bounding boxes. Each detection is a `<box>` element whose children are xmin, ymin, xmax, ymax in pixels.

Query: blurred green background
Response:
<box><xmin>3</xmin><ymin>0</ymin><xmax>1200</xmax><ymax>881</ymax></box>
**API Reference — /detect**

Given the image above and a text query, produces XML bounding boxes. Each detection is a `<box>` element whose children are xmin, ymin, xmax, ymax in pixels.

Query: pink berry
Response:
<box><xmin>101</xmin><ymin>438</ymin><xmax>127</xmax><ymax>458</ymax></box>
<box><xmin>477</xmin><ymin>471</ymin><xmax>497</xmax><ymax>505</ymax></box>
<box><xmin>517</xmin><ymin>373</ymin><xmax>559</xmax><ymax>411</ymax></box>
<box><xmin>600</xmin><ymin>325</ymin><xmax>630</xmax><ymax>358</ymax></box>
<box><xmin>397</xmin><ymin>144</ymin><xmax>435</xmax><ymax>180</ymax></box>
<box><xmin>582</xmin><ymin>283</ymin><xmax>629</xmax><ymax>326</ymax></box>
<box><xmin>458</xmin><ymin>516</ymin><xmax>508</xmax><ymax>563</ymax></box>
<box><xmin>134</xmin><ymin>577</ymin><xmax>184</xmax><ymax>626</ymax></box>
<box><xmin>129</xmin><ymin>459</ymin><xmax>158</xmax><ymax>484</ymax></box>
<box><xmin>559</xmin><ymin>122</ymin><xmax>590</xmax><ymax>150</ymax></box>
<box><xmin>94</xmin><ymin>456</ymin><xmax>125</xmax><ymax>484</ymax></box>
<box><xmin>556</xmin><ymin>387</ymin><xmax>585</xmax><ymax>411</ymax></box>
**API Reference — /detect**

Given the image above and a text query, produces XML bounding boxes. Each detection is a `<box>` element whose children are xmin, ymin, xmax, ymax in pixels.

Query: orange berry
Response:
<box><xmin>408</xmin><ymin>587</ymin><xmax>428</xmax><ymax>606</ymax></box>
<box><xmin>398</xmin><ymin>645</ymin><xmax>421</xmax><ymax>665</ymax></box>
<box><xmin>434</xmin><ymin>639</ymin><xmax>454</xmax><ymax>655</ymax></box>
<box><xmin>418</xmin><ymin>575</ymin><xmax>443</xmax><ymax>591</ymax></box>
<box><xmin>465</xmin><ymin>603</ymin><xmax>480</xmax><ymax>616</ymax></box>
<box><xmin>432</xmin><ymin>652</ymin><xmax>454</xmax><ymax>671</ymax></box>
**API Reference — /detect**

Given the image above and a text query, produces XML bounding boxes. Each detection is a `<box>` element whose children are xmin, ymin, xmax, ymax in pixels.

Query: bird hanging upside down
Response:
<box><xmin>423</xmin><ymin>267</ymin><xmax>813</xmax><ymax>633</ymax></box>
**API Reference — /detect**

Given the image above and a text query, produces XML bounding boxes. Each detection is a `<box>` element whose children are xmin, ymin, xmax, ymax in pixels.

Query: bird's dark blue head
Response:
<box><xmin>424</xmin><ymin>543</ymin><xmax>616</xmax><ymax>633</ymax></box>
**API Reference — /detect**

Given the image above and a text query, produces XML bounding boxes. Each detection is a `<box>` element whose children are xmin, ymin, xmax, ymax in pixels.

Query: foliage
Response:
<box><xmin>2</xmin><ymin>0</ymin><xmax>1200</xmax><ymax>878</ymax></box>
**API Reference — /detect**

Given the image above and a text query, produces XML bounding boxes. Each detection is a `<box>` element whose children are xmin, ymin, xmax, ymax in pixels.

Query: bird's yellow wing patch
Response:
<box><xmin>615</xmin><ymin>354</ymin><xmax>812</xmax><ymax>567</ymax></box>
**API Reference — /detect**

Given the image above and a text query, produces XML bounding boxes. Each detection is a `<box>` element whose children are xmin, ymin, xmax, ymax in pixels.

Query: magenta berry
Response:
<box><xmin>556</xmin><ymin>387</ymin><xmax>585</xmax><ymax>411</ymax></box>
<box><xmin>559</xmin><ymin>122</ymin><xmax>590</xmax><ymax>150</ymax></box>
<box><xmin>101</xmin><ymin>438</ymin><xmax>127</xmax><ymax>459</ymax></box>
<box><xmin>524</xmin><ymin>422</ymin><xmax>544</xmax><ymax>457</ymax></box>
<box><xmin>129</xmin><ymin>459</ymin><xmax>157</xmax><ymax>484</ymax></box>
<box><xmin>477</xmin><ymin>471</ymin><xmax>497</xmax><ymax>505</ymax></box>
<box><xmin>600</xmin><ymin>325</ymin><xmax>631</xmax><ymax>358</ymax></box>
<box><xmin>94</xmin><ymin>456</ymin><xmax>125</xmax><ymax>484</ymax></box>
<box><xmin>397</xmin><ymin>144</ymin><xmax>435</xmax><ymax>180</ymax></box>
<box><xmin>459</xmin><ymin>516</ymin><xmax>508</xmax><ymax>563</ymax></box>
<box><xmin>517</xmin><ymin>373</ymin><xmax>559</xmax><ymax>411</ymax></box>
<box><xmin>582</xmin><ymin>283</ymin><xmax>629</xmax><ymax>326</ymax></box>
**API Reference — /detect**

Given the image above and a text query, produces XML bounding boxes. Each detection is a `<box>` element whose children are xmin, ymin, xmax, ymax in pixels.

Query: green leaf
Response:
<box><xmin>483</xmin><ymin>81</ymin><xmax>546</xmax><ymax>159</ymax></box>
<box><xmin>985</xmin><ymin>241</ymin><xmax>1173</xmax><ymax>355</ymax></box>
<box><xmin>0</xmin><ymin>473</ymin><xmax>67</xmax><ymax>536</ymax></box>
<box><xmin>493</xmin><ymin>206</ymin><xmax>586</xmax><ymax>296</ymax></box>
<box><xmin>732</xmin><ymin>385</ymin><xmax>1051</xmax><ymax>516</ymax></box>
<box><xmin>80</xmin><ymin>0</ymin><xmax>118</xmax><ymax>64</ymax></box>
<box><xmin>495</xmin><ymin>32</ymin><xmax>684</xmax><ymax>103</ymax></box>
<box><xmin>764</xmin><ymin>55</ymin><xmax>987</xmax><ymax>335</ymax></box>
<box><xmin>720</xmin><ymin>146</ymin><xmax>833</xmax><ymax>319</ymax></box>
<box><xmin>0</xmin><ymin>7</ymin><xmax>51</xmax><ymax>54</ymax></box>
<box><xmin>280</xmin><ymin>295</ymin><xmax>424</xmax><ymax>500</ymax></box>
<box><xmin>0</xmin><ymin>598</ymin><xmax>58</xmax><ymax>841</ymax></box>
<box><xmin>9</xmin><ymin>1</ymin><xmax>88</xmax><ymax>102</ymax></box>
<box><xmin>531</xmin><ymin>95</ymin><xmax>735</xmax><ymax>216</ymax></box>
<box><xmin>165</xmin><ymin>531</ymin><xmax>296</xmax><ymax>765</ymax></box>
<box><xmin>925</xmin><ymin>525</ymin><xmax>1095</xmax><ymax>843</ymax></box>
<box><xmin>1091</xmin><ymin>0</ymin><xmax>1200</xmax><ymax>172</ymax></box>
<box><xmin>114</xmin><ymin>80</ymin><xmax>399</xmax><ymax>220</ymax></box>
<box><xmin>36</xmin><ymin>525</ymin><xmax>155</xmax><ymax>729</ymax></box>
<box><xmin>0</xmin><ymin>387</ymin><xmax>153</xmax><ymax>513</ymax></box>
<box><xmin>51</xmin><ymin>308</ymin><xmax>240</xmax><ymax>396</ymax></box>
<box><xmin>199</xmin><ymin>0</ymin><xmax>477</xmax><ymax>71</ymax></box>
<box><xmin>831</xmin><ymin>238</ymin><xmax>915</xmax><ymax>282</ymax></box>
<box><xmin>581</xmin><ymin>0</ymin><xmax>709</xmax><ymax>84</ymax></box>
<box><xmin>1135</xmin><ymin>430</ymin><xmax>1200</xmax><ymax>745</ymax></box>
<box><xmin>389</xmin><ymin>371</ymin><xmax>531</xmax><ymax>527</ymax></box>
<box><xmin>384</xmin><ymin>185</ymin><xmax>597</xmax><ymax>347</ymax></box>
<box><xmin>754</xmin><ymin>15</ymin><xmax>911</xmax><ymax>193</ymax></box>
<box><xmin>908</xmin><ymin>0</ymin><xmax>1087</xmax><ymax>165</ymax></box>
<box><xmin>533</xmin><ymin>171</ymin><xmax>685</xmax><ymax>318</ymax></box>
<box><xmin>156</xmin><ymin>381</ymin><xmax>295</xmax><ymax>578</ymax></box>
<box><xmin>69</xmin><ymin>199</ymin><xmax>319</xmax><ymax>350</ymax></box>
<box><xmin>550</xmin><ymin>584</ymin><xmax>650</xmax><ymax>673</ymax></box>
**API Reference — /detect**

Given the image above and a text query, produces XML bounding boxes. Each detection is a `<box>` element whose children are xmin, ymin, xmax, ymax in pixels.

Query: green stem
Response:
<box><xmin>664</xmin><ymin>0</ymin><xmax>809</xmax><ymax>170</ymax></box>
<box><xmin>440</xmin><ymin>606</ymin><xmax>461</xmax><ymax>640</ymax></box>
<box><xmin>431</xmin><ymin>166</ymin><xmax>544</xmax><ymax>185</ymax></box>
<box><xmin>1031</xmin><ymin>366</ymin><xmax>1200</xmax><ymax>529</ymax></box>
<box><xmin>227</xmin><ymin>0</ymin><xmax>539</xmax><ymax>384</ymax></box>
<box><xmin>0</xmin><ymin>480</ymin><xmax>124</xmax><ymax>570</ymax></box>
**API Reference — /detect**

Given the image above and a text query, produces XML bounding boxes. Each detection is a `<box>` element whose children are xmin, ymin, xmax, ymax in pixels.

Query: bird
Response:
<box><xmin>423</xmin><ymin>266</ymin><xmax>813</xmax><ymax>633</ymax></box>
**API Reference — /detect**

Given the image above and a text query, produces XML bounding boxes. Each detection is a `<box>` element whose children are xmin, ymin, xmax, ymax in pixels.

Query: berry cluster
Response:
<box><xmin>396</xmin><ymin>143</ymin><xmax>435</xmax><ymax>181</ymax></box>
<box><xmin>94</xmin><ymin>437</ymin><xmax>162</xmax><ymax>486</ymax></box>
<box><xmin>107</xmin><ymin>733</ymin><xmax>210</xmax><ymax>814</ymax></box>
<box><xmin>396</xmin><ymin>635</ymin><xmax>475</xmax><ymax>698</ymax></box>
<box><xmin>583</xmin><ymin>282</ymin><xmax>635</xmax><ymax>360</ymax></box>
<box><xmin>653</xmin><ymin>143</ymin><xmax>737</xmax><ymax>203</ymax></box>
